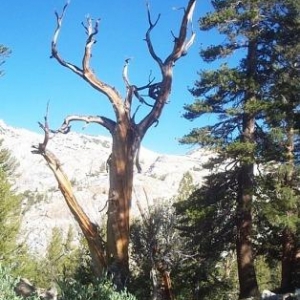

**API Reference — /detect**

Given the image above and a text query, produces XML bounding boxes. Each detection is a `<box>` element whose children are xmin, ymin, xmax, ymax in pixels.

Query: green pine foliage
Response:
<box><xmin>0</xmin><ymin>140</ymin><xmax>79</xmax><ymax>288</ymax></box>
<box><xmin>40</xmin><ymin>226</ymin><xmax>81</xmax><ymax>285</ymax></box>
<box><xmin>174</xmin><ymin>170</ymin><xmax>239</xmax><ymax>299</ymax></box>
<box><xmin>256</xmin><ymin>0</ymin><xmax>300</xmax><ymax>290</ymax></box>
<box><xmin>178</xmin><ymin>0</ymin><xmax>300</xmax><ymax>297</ymax></box>
<box><xmin>255</xmin><ymin>256</ymin><xmax>281</xmax><ymax>291</ymax></box>
<box><xmin>175</xmin><ymin>171</ymin><xmax>197</xmax><ymax>202</ymax></box>
<box><xmin>257</xmin><ymin>167</ymin><xmax>300</xmax><ymax>230</ymax></box>
<box><xmin>0</xmin><ymin>141</ymin><xmax>22</xmax><ymax>264</ymax></box>
<box><xmin>0</xmin><ymin>143</ymin><xmax>40</xmax><ymax>282</ymax></box>
<box><xmin>20</xmin><ymin>226</ymin><xmax>82</xmax><ymax>288</ymax></box>
<box><xmin>263</xmin><ymin>2</ymin><xmax>300</xmax><ymax>200</ymax></box>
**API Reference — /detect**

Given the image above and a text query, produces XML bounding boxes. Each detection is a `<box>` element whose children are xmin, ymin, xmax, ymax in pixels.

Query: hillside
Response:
<box><xmin>0</xmin><ymin>120</ymin><xmax>210</xmax><ymax>254</ymax></box>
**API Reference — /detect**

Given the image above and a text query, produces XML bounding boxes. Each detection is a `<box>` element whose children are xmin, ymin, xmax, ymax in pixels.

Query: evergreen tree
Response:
<box><xmin>25</xmin><ymin>226</ymin><xmax>82</xmax><ymax>287</ymax></box>
<box><xmin>175</xmin><ymin>171</ymin><xmax>197</xmax><ymax>202</ymax></box>
<box><xmin>175</xmin><ymin>170</ymin><xmax>239</xmax><ymax>299</ymax></box>
<box><xmin>0</xmin><ymin>48</ymin><xmax>17</xmax><ymax>262</ymax></box>
<box><xmin>0</xmin><ymin>142</ymin><xmax>44</xmax><ymax>284</ymax></box>
<box><xmin>179</xmin><ymin>0</ymin><xmax>299</xmax><ymax>298</ymax></box>
<box><xmin>0</xmin><ymin>140</ymin><xmax>22</xmax><ymax>264</ymax></box>
<box><xmin>257</xmin><ymin>0</ymin><xmax>300</xmax><ymax>291</ymax></box>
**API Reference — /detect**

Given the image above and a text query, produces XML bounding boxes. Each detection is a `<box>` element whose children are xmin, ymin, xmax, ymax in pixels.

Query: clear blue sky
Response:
<box><xmin>1</xmin><ymin>0</ymin><xmax>220</xmax><ymax>154</ymax></box>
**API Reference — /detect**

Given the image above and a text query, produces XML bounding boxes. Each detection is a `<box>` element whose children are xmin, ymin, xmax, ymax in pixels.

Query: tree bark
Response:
<box><xmin>32</xmin><ymin>121</ymin><xmax>106</xmax><ymax>277</ymax></box>
<box><xmin>236</xmin><ymin>34</ymin><xmax>260</xmax><ymax>299</ymax></box>
<box><xmin>281</xmin><ymin>227</ymin><xmax>296</xmax><ymax>292</ymax></box>
<box><xmin>236</xmin><ymin>140</ymin><xmax>260</xmax><ymax>299</ymax></box>
<box><xmin>280</xmin><ymin>110</ymin><xmax>297</xmax><ymax>292</ymax></box>
<box><xmin>42</xmin><ymin>0</ymin><xmax>197</xmax><ymax>288</ymax></box>
<box><xmin>106</xmin><ymin>122</ymin><xmax>138</xmax><ymax>286</ymax></box>
<box><xmin>154</xmin><ymin>264</ymin><xmax>173</xmax><ymax>300</ymax></box>
<box><xmin>294</xmin><ymin>247</ymin><xmax>300</xmax><ymax>288</ymax></box>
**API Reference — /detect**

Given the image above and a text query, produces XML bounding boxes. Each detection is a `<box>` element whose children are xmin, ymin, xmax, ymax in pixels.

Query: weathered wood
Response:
<box><xmin>36</xmin><ymin>0</ymin><xmax>197</xmax><ymax>286</ymax></box>
<box><xmin>33</xmin><ymin>119</ymin><xmax>106</xmax><ymax>276</ymax></box>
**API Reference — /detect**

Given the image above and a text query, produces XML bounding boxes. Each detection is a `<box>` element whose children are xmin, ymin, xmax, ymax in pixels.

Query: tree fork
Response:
<box><xmin>35</xmin><ymin>0</ymin><xmax>197</xmax><ymax>288</ymax></box>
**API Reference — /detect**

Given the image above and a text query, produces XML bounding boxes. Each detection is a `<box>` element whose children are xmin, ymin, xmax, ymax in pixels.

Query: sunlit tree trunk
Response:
<box><xmin>33</xmin><ymin>0</ymin><xmax>197</xmax><ymax>288</ymax></box>
<box><xmin>106</xmin><ymin>122</ymin><xmax>138</xmax><ymax>285</ymax></box>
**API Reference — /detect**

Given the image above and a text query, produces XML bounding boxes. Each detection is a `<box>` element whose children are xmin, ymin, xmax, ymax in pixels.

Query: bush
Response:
<box><xmin>58</xmin><ymin>276</ymin><xmax>137</xmax><ymax>300</ymax></box>
<box><xmin>0</xmin><ymin>264</ymin><xmax>39</xmax><ymax>300</ymax></box>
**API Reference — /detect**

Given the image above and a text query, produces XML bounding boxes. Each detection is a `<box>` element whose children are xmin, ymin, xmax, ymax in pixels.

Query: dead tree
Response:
<box><xmin>35</xmin><ymin>0</ymin><xmax>196</xmax><ymax>287</ymax></box>
<box><xmin>32</xmin><ymin>113</ymin><xmax>107</xmax><ymax>277</ymax></box>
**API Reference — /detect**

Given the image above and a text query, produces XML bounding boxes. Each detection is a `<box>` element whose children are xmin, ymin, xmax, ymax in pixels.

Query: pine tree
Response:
<box><xmin>180</xmin><ymin>0</ymin><xmax>299</xmax><ymax>298</ymax></box>
<box><xmin>175</xmin><ymin>171</ymin><xmax>196</xmax><ymax>202</ymax></box>
<box><xmin>257</xmin><ymin>0</ymin><xmax>300</xmax><ymax>291</ymax></box>
<box><xmin>0</xmin><ymin>47</ymin><xmax>17</xmax><ymax>260</ymax></box>
<box><xmin>0</xmin><ymin>140</ymin><xmax>22</xmax><ymax>263</ymax></box>
<box><xmin>175</xmin><ymin>170</ymin><xmax>239</xmax><ymax>299</ymax></box>
<box><xmin>42</xmin><ymin>226</ymin><xmax>80</xmax><ymax>283</ymax></box>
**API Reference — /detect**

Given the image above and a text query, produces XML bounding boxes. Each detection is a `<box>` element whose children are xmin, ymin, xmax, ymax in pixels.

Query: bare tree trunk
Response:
<box><xmin>39</xmin><ymin>0</ymin><xmax>197</xmax><ymax>288</ymax></box>
<box><xmin>106</xmin><ymin>124</ymin><xmax>138</xmax><ymax>286</ymax></box>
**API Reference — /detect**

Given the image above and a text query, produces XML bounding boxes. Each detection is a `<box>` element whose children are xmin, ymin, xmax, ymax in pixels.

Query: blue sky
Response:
<box><xmin>1</xmin><ymin>0</ymin><xmax>219</xmax><ymax>154</ymax></box>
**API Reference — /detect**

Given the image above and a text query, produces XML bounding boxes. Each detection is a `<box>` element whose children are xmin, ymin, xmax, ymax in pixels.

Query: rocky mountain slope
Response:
<box><xmin>0</xmin><ymin>120</ymin><xmax>211</xmax><ymax>254</ymax></box>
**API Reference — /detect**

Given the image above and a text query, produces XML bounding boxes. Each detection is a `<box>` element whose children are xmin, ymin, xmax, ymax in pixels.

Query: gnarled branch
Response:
<box><xmin>138</xmin><ymin>0</ymin><xmax>197</xmax><ymax>135</ymax></box>
<box><xmin>82</xmin><ymin>16</ymin><xmax>100</xmax><ymax>73</ymax></box>
<box><xmin>51</xmin><ymin>2</ymin><xmax>123</xmax><ymax>115</ymax></box>
<box><xmin>40</xmin><ymin>0</ymin><xmax>196</xmax><ymax>284</ymax></box>
<box><xmin>32</xmin><ymin>112</ymin><xmax>107</xmax><ymax>275</ymax></box>
<box><xmin>165</xmin><ymin>0</ymin><xmax>196</xmax><ymax>64</ymax></box>
<box><xmin>53</xmin><ymin>114</ymin><xmax>116</xmax><ymax>135</ymax></box>
<box><xmin>123</xmin><ymin>59</ymin><xmax>156</xmax><ymax>112</ymax></box>
<box><xmin>51</xmin><ymin>1</ymin><xmax>83</xmax><ymax>76</ymax></box>
<box><xmin>145</xmin><ymin>2</ymin><xmax>163</xmax><ymax>69</ymax></box>
<box><xmin>51</xmin><ymin>1</ymin><xmax>196</xmax><ymax>136</ymax></box>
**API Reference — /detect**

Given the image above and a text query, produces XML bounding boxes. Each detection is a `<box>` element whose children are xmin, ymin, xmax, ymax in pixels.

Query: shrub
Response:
<box><xmin>0</xmin><ymin>264</ymin><xmax>39</xmax><ymax>300</ymax></box>
<box><xmin>58</xmin><ymin>276</ymin><xmax>137</xmax><ymax>300</ymax></box>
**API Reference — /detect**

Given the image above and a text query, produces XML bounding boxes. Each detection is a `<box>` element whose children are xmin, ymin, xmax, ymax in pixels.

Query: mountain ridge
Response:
<box><xmin>0</xmin><ymin>119</ymin><xmax>210</xmax><ymax>254</ymax></box>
